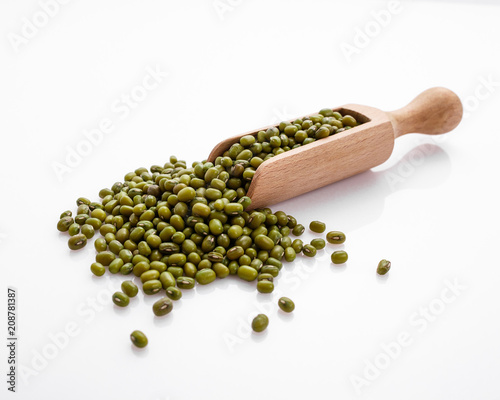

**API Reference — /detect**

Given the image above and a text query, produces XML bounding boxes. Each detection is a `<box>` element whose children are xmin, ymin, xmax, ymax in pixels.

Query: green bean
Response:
<box><xmin>68</xmin><ymin>234</ymin><xmax>87</xmax><ymax>250</ymax></box>
<box><xmin>133</xmin><ymin>261</ymin><xmax>150</xmax><ymax>277</ymax></box>
<box><xmin>258</xmin><ymin>273</ymin><xmax>274</xmax><ymax>282</ymax></box>
<box><xmin>252</xmin><ymin>314</ymin><xmax>269</xmax><ymax>332</ymax></box>
<box><xmin>143</xmin><ymin>280</ymin><xmax>162</xmax><ymax>295</ymax></box>
<box><xmin>57</xmin><ymin>216</ymin><xmax>74</xmax><ymax>232</ymax></box>
<box><xmin>342</xmin><ymin>115</ymin><xmax>358</xmax><ymax>127</ymax></box>
<box><xmin>309</xmin><ymin>220</ymin><xmax>326</xmax><ymax>233</ymax></box>
<box><xmin>112</xmin><ymin>292</ymin><xmax>130</xmax><ymax>307</ymax></box>
<box><xmin>90</xmin><ymin>262</ymin><xmax>105</xmax><ymax>277</ymax></box>
<box><xmin>292</xmin><ymin>224</ymin><xmax>305</xmax><ymax>236</ymax></box>
<box><xmin>255</xmin><ymin>234</ymin><xmax>274</xmax><ymax>250</ymax></box>
<box><xmin>160</xmin><ymin>271</ymin><xmax>176</xmax><ymax>289</ymax></box>
<box><xmin>195</xmin><ymin>268</ymin><xmax>216</xmax><ymax>285</ymax></box>
<box><xmin>121</xmin><ymin>281</ymin><xmax>139</xmax><ymax>297</ymax></box>
<box><xmin>213</xmin><ymin>263</ymin><xmax>230</xmax><ymax>279</ymax></box>
<box><xmin>310</xmin><ymin>238</ymin><xmax>326</xmax><ymax>250</ymax></box>
<box><xmin>331</xmin><ymin>250</ymin><xmax>348</xmax><ymax>264</ymax></box>
<box><xmin>260</xmin><ymin>265</ymin><xmax>279</xmax><ymax>277</ymax></box>
<box><xmin>266</xmin><ymin>257</ymin><xmax>282</xmax><ymax>269</ymax></box>
<box><xmin>237</xmin><ymin>265</ymin><xmax>258</xmax><ymax>281</ymax></box>
<box><xmin>177</xmin><ymin>277</ymin><xmax>195</xmax><ymax>289</ymax></box>
<box><xmin>278</xmin><ymin>297</ymin><xmax>295</xmax><ymax>313</ymax></box>
<box><xmin>120</xmin><ymin>263</ymin><xmax>134</xmax><ymax>275</ymax></box>
<box><xmin>59</xmin><ymin>210</ymin><xmax>72</xmax><ymax>219</ymax></box>
<box><xmin>302</xmin><ymin>244</ymin><xmax>317</xmax><ymax>257</ymax></box>
<box><xmin>257</xmin><ymin>280</ymin><xmax>274</xmax><ymax>293</ymax></box>
<box><xmin>68</xmin><ymin>223</ymin><xmax>80</xmax><ymax>236</ymax></box>
<box><xmin>166</xmin><ymin>286</ymin><xmax>182</xmax><ymax>300</ymax></box>
<box><xmin>109</xmin><ymin>258</ymin><xmax>124</xmax><ymax>274</ymax></box>
<box><xmin>76</xmin><ymin>197</ymin><xmax>91</xmax><ymax>206</ymax></box>
<box><xmin>96</xmin><ymin>251</ymin><xmax>115</xmax><ymax>266</ymax></box>
<box><xmin>141</xmin><ymin>270</ymin><xmax>160</xmax><ymax>283</ymax></box>
<box><xmin>81</xmin><ymin>224</ymin><xmax>95</xmax><ymax>239</ymax></box>
<box><xmin>284</xmin><ymin>247</ymin><xmax>296</xmax><ymax>262</ymax></box>
<box><xmin>270</xmin><ymin>245</ymin><xmax>285</xmax><ymax>260</ymax></box>
<box><xmin>152</xmin><ymin>297</ymin><xmax>173</xmax><ymax>317</ymax></box>
<box><xmin>292</xmin><ymin>239</ymin><xmax>303</xmax><ymax>253</ymax></box>
<box><xmin>326</xmin><ymin>231</ymin><xmax>346</xmax><ymax>244</ymax></box>
<box><xmin>377</xmin><ymin>259</ymin><xmax>391</xmax><ymax>275</ymax></box>
<box><xmin>130</xmin><ymin>330</ymin><xmax>148</xmax><ymax>348</ymax></box>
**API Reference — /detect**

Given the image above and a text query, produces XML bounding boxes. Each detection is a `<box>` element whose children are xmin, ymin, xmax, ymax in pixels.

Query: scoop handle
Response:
<box><xmin>387</xmin><ymin>87</ymin><xmax>463</xmax><ymax>138</ymax></box>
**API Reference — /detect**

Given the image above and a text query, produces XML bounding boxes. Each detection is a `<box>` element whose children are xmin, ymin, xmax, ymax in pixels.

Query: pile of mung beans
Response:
<box><xmin>57</xmin><ymin>109</ymin><xmax>388</xmax><ymax>345</ymax></box>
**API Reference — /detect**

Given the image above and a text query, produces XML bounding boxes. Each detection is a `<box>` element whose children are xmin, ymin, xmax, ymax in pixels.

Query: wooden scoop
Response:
<box><xmin>208</xmin><ymin>87</ymin><xmax>463</xmax><ymax>209</ymax></box>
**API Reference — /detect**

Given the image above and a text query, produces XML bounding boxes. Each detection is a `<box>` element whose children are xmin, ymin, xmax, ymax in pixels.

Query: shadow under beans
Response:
<box><xmin>222</xmin><ymin>275</ymin><xmax>262</xmax><ymax>293</ymax></box>
<box><xmin>67</xmin><ymin>245</ymin><xmax>94</xmax><ymax>259</ymax></box>
<box><xmin>142</xmin><ymin>291</ymin><xmax>165</xmax><ymax>306</ymax></box>
<box><xmin>112</xmin><ymin>304</ymin><xmax>132</xmax><ymax>316</ymax></box>
<box><xmin>255</xmin><ymin>292</ymin><xmax>274</xmax><ymax>303</ymax></box>
<box><xmin>194</xmin><ymin>282</ymin><xmax>218</xmax><ymax>296</ymax></box>
<box><xmin>130</xmin><ymin>344</ymin><xmax>149</xmax><ymax>357</ymax></box>
<box><xmin>376</xmin><ymin>272</ymin><xmax>390</xmax><ymax>284</ymax></box>
<box><xmin>277</xmin><ymin>311</ymin><xmax>295</xmax><ymax>322</ymax></box>
<box><xmin>153</xmin><ymin>313</ymin><xmax>176</xmax><ymax>328</ymax></box>
<box><xmin>277</xmin><ymin>144</ymin><xmax>451</xmax><ymax>233</ymax></box>
<box><xmin>165</xmin><ymin>275</ymin><xmax>260</xmax><ymax>299</ymax></box>
<box><xmin>251</xmin><ymin>330</ymin><xmax>269</xmax><ymax>342</ymax></box>
<box><xmin>330</xmin><ymin>263</ymin><xmax>347</xmax><ymax>274</ymax></box>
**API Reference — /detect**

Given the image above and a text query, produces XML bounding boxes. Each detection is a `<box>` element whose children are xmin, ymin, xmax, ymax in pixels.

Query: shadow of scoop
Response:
<box><xmin>277</xmin><ymin>143</ymin><xmax>451</xmax><ymax>232</ymax></box>
<box><xmin>380</xmin><ymin>143</ymin><xmax>452</xmax><ymax>192</ymax></box>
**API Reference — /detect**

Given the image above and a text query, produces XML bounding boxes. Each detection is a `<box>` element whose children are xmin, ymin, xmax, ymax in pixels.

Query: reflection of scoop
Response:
<box><xmin>279</xmin><ymin>144</ymin><xmax>452</xmax><ymax>232</ymax></box>
<box><xmin>208</xmin><ymin>87</ymin><xmax>462</xmax><ymax>210</ymax></box>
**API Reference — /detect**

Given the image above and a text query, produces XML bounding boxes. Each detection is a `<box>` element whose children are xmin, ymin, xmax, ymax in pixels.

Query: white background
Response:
<box><xmin>1</xmin><ymin>1</ymin><xmax>500</xmax><ymax>399</ymax></box>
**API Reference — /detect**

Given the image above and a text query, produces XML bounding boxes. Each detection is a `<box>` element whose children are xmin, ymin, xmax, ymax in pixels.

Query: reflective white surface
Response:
<box><xmin>1</xmin><ymin>1</ymin><xmax>499</xmax><ymax>399</ymax></box>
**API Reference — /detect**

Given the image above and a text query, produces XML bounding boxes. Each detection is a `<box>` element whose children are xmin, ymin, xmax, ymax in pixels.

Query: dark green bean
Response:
<box><xmin>377</xmin><ymin>259</ymin><xmax>391</xmax><ymax>275</ymax></box>
<box><xmin>252</xmin><ymin>314</ymin><xmax>269</xmax><ymax>332</ymax></box>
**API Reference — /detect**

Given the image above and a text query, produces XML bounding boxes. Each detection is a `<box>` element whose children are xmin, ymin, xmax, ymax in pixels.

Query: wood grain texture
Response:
<box><xmin>387</xmin><ymin>87</ymin><xmax>463</xmax><ymax>137</ymax></box>
<box><xmin>246</xmin><ymin>105</ymin><xmax>393</xmax><ymax>209</ymax></box>
<box><xmin>207</xmin><ymin>87</ymin><xmax>463</xmax><ymax>209</ymax></box>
